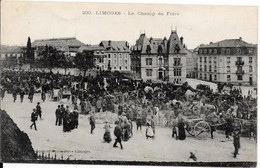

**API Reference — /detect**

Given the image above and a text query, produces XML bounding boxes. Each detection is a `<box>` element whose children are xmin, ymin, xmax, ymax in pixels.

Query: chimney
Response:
<box><xmin>180</xmin><ymin>36</ymin><xmax>183</xmax><ymax>46</ymax></box>
<box><xmin>108</xmin><ymin>40</ymin><xmax>111</xmax><ymax>46</ymax></box>
<box><xmin>125</xmin><ymin>41</ymin><xmax>128</xmax><ymax>47</ymax></box>
<box><xmin>239</xmin><ymin>37</ymin><xmax>242</xmax><ymax>41</ymax></box>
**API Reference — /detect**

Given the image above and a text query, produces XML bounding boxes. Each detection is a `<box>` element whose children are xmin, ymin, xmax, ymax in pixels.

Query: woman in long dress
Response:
<box><xmin>178</xmin><ymin>118</ymin><xmax>186</xmax><ymax>140</ymax></box>
<box><xmin>146</xmin><ymin>122</ymin><xmax>154</xmax><ymax>139</ymax></box>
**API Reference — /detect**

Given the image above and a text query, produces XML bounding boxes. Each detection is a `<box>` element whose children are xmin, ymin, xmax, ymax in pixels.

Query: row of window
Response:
<box><xmin>1</xmin><ymin>53</ymin><xmax>22</xmax><ymax>57</ymax></box>
<box><xmin>199</xmin><ymin>65</ymin><xmax>252</xmax><ymax>73</ymax></box>
<box><xmin>113</xmin><ymin>66</ymin><xmax>128</xmax><ymax>70</ymax></box>
<box><xmin>199</xmin><ymin>73</ymin><xmax>218</xmax><ymax>81</ymax></box>
<box><xmin>145</xmin><ymin>69</ymin><xmax>182</xmax><ymax>77</ymax></box>
<box><xmin>199</xmin><ymin>56</ymin><xmax>253</xmax><ymax>64</ymax></box>
<box><xmin>107</xmin><ymin>53</ymin><xmax>129</xmax><ymax>59</ymax></box>
<box><xmin>199</xmin><ymin>73</ymin><xmax>251</xmax><ymax>81</ymax></box>
<box><xmin>97</xmin><ymin>59</ymin><xmax>128</xmax><ymax>64</ymax></box>
<box><xmin>198</xmin><ymin>48</ymin><xmax>254</xmax><ymax>55</ymax></box>
<box><xmin>199</xmin><ymin>65</ymin><xmax>216</xmax><ymax>72</ymax></box>
<box><xmin>145</xmin><ymin>58</ymin><xmax>181</xmax><ymax>66</ymax></box>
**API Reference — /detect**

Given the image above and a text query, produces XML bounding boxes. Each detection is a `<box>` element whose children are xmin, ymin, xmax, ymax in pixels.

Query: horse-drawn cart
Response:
<box><xmin>182</xmin><ymin>114</ymin><xmax>227</xmax><ymax>139</ymax></box>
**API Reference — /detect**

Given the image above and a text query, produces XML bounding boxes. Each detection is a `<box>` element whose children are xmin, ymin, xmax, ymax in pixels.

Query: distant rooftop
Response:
<box><xmin>32</xmin><ymin>37</ymin><xmax>85</xmax><ymax>47</ymax></box>
<box><xmin>0</xmin><ymin>45</ymin><xmax>23</xmax><ymax>53</ymax></box>
<box><xmin>199</xmin><ymin>38</ymin><xmax>257</xmax><ymax>48</ymax></box>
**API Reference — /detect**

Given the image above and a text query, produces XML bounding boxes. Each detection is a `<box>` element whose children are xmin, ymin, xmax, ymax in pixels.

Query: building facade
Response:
<box><xmin>79</xmin><ymin>41</ymin><xmax>131</xmax><ymax>72</ymax></box>
<box><xmin>32</xmin><ymin>37</ymin><xmax>85</xmax><ymax>59</ymax></box>
<box><xmin>131</xmin><ymin>30</ymin><xmax>187</xmax><ymax>83</ymax></box>
<box><xmin>185</xmin><ymin>49</ymin><xmax>198</xmax><ymax>78</ymax></box>
<box><xmin>0</xmin><ymin>45</ymin><xmax>24</xmax><ymax>61</ymax></box>
<box><xmin>197</xmin><ymin>37</ymin><xmax>257</xmax><ymax>86</ymax></box>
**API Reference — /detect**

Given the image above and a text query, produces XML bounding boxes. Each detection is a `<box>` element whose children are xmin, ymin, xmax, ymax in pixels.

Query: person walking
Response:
<box><xmin>113</xmin><ymin>121</ymin><xmax>123</xmax><ymax>149</ymax></box>
<box><xmin>36</xmin><ymin>102</ymin><xmax>42</xmax><ymax>119</ymax></box>
<box><xmin>55</xmin><ymin>105</ymin><xmax>61</xmax><ymax>126</ymax></box>
<box><xmin>41</xmin><ymin>91</ymin><xmax>46</xmax><ymax>102</ymax></box>
<box><xmin>19</xmin><ymin>88</ymin><xmax>25</xmax><ymax>103</ymax></box>
<box><xmin>146</xmin><ymin>122</ymin><xmax>154</xmax><ymax>139</ymax></box>
<box><xmin>28</xmin><ymin>85</ymin><xmax>35</xmax><ymax>103</ymax></box>
<box><xmin>178</xmin><ymin>117</ymin><xmax>186</xmax><ymax>140</ymax></box>
<box><xmin>233</xmin><ymin>128</ymin><xmax>241</xmax><ymax>158</ymax></box>
<box><xmin>136</xmin><ymin>106</ymin><xmax>142</xmax><ymax>131</ymax></box>
<box><xmin>103</xmin><ymin>121</ymin><xmax>112</xmax><ymax>143</ymax></box>
<box><xmin>89</xmin><ymin>111</ymin><xmax>96</xmax><ymax>134</ymax></box>
<box><xmin>72</xmin><ymin>110</ymin><xmax>79</xmax><ymax>129</ymax></box>
<box><xmin>12</xmin><ymin>86</ymin><xmax>18</xmax><ymax>103</ymax></box>
<box><xmin>30</xmin><ymin>109</ymin><xmax>38</xmax><ymax>130</ymax></box>
<box><xmin>60</xmin><ymin>104</ymin><xmax>65</xmax><ymax>125</ymax></box>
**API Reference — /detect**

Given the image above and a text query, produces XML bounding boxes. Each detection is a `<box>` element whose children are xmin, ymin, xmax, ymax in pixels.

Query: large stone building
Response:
<box><xmin>32</xmin><ymin>37</ymin><xmax>85</xmax><ymax>58</ymax></box>
<box><xmin>131</xmin><ymin>30</ymin><xmax>187</xmax><ymax>83</ymax></box>
<box><xmin>79</xmin><ymin>40</ymin><xmax>131</xmax><ymax>72</ymax></box>
<box><xmin>197</xmin><ymin>37</ymin><xmax>257</xmax><ymax>86</ymax></box>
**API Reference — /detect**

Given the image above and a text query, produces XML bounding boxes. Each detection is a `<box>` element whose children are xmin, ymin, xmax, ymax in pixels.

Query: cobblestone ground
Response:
<box><xmin>1</xmin><ymin>93</ymin><xmax>257</xmax><ymax>162</ymax></box>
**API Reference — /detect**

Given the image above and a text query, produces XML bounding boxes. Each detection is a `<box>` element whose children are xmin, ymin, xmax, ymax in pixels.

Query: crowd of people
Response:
<box><xmin>0</xmin><ymin>69</ymin><xmax>257</xmax><ymax>155</ymax></box>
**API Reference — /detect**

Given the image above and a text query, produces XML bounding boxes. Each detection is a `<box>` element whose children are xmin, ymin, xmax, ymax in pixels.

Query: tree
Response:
<box><xmin>74</xmin><ymin>51</ymin><xmax>95</xmax><ymax>76</ymax></box>
<box><xmin>26</xmin><ymin>37</ymin><xmax>34</xmax><ymax>64</ymax></box>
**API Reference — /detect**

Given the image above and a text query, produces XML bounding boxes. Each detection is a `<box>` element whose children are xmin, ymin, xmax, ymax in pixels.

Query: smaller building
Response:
<box><xmin>79</xmin><ymin>40</ymin><xmax>131</xmax><ymax>72</ymax></box>
<box><xmin>0</xmin><ymin>45</ymin><xmax>24</xmax><ymax>61</ymax></box>
<box><xmin>185</xmin><ymin>49</ymin><xmax>198</xmax><ymax>78</ymax></box>
<box><xmin>32</xmin><ymin>37</ymin><xmax>85</xmax><ymax>59</ymax></box>
<box><xmin>197</xmin><ymin>37</ymin><xmax>257</xmax><ymax>86</ymax></box>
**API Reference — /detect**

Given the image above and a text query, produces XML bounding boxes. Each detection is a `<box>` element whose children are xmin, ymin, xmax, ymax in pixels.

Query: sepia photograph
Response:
<box><xmin>0</xmin><ymin>0</ymin><xmax>258</xmax><ymax>167</ymax></box>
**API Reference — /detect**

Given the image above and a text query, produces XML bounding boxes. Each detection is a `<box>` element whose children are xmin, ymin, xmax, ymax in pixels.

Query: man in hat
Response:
<box><xmin>60</xmin><ymin>104</ymin><xmax>65</xmax><ymax>124</ymax></box>
<box><xmin>30</xmin><ymin>109</ymin><xmax>38</xmax><ymax>130</ymax></box>
<box><xmin>36</xmin><ymin>102</ymin><xmax>42</xmax><ymax>119</ymax></box>
<box><xmin>89</xmin><ymin>111</ymin><xmax>96</xmax><ymax>134</ymax></box>
<box><xmin>55</xmin><ymin>105</ymin><xmax>61</xmax><ymax>126</ymax></box>
<box><xmin>233</xmin><ymin>127</ymin><xmax>241</xmax><ymax>158</ymax></box>
<box><xmin>72</xmin><ymin>109</ymin><xmax>79</xmax><ymax>129</ymax></box>
<box><xmin>113</xmin><ymin>121</ymin><xmax>123</xmax><ymax>149</ymax></box>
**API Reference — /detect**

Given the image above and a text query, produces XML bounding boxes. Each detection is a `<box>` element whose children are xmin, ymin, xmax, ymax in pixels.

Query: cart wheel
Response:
<box><xmin>186</xmin><ymin>125</ymin><xmax>195</xmax><ymax>136</ymax></box>
<box><xmin>194</xmin><ymin>121</ymin><xmax>211</xmax><ymax>139</ymax></box>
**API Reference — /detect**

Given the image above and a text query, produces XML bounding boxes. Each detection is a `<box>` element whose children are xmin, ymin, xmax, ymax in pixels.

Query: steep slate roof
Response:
<box><xmin>132</xmin><ymin>31</ymin><xmax>185</xmax><ymax>55</ymax></box>
<box><xmin>199</xmin><ymin>38</ymin><xmax>257</xmax><ymax>48</ymax></box>
<box><xmin>32</xmin><ymin>37</ymin><xmax>85</xmax><ymax>47</ymax></box>
<box><xmin>0</xmin><ymin>45</ymin><xmax>23</xmax><ymax>54</ymax></box>
<box><xmin>100</xmin><ymin>41</ymin><xmax>130</xmax><ymax>52</ymax></box>
<box><xmin>167</xmin><ymin>30</ymin><xmax>186</xmax><ymax>54</ymax></box>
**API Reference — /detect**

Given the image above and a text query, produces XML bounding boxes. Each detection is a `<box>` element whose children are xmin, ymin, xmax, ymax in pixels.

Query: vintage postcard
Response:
<box><xmin>0</xmin><ymin>0</ymin><xmax>258</xmax><ymax>167</ymax></box>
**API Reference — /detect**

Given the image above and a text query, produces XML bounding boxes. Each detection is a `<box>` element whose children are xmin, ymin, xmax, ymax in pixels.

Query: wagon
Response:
<box><xmin>182</xmin><ymin>115</ymin><xmax>227</xmax><ymax>139</ymax></box>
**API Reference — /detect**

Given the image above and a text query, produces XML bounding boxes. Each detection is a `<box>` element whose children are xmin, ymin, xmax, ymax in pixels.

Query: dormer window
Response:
<box><xmin>203</xmin><ymin>49</ymin><xmax>207</xmax><ymax>54</ymax></box>
<box><xmin>199</xmin><ymin>49</ymin><xmax>203</xmax><ymax>54</ymax></box>
<box><xmin>226</xmin><ymin>49</ymin><xmax>230</xmax><ymax>55</ymax></box>
<box><xmin>174</xmin><ymin>44</ymin><xmax>180</xmax><ymax>54</ymax></box>
<box><xmin>214</xmin><ymin>49</ymin><xmax>218</xmax><ymax>54</ymax></box>
<box><xmin>146</xmin><ymin>45</ymin><xmax>151</xmax><ymax>54</ymax></box>
<box><xmin>237</xmin><ymin>48</ymin><xmax>242</xmax><ymax>54</ymax></box>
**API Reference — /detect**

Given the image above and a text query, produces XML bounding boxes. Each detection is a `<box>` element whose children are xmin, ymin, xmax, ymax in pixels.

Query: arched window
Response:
<box><xmin>209</xmin><ymin>49</ymin><xmax>212</xmax><ymax>54</ymax></box>
<box><xmin>203</xmin><ymin>49</ymin><xmax>207</xmax><ymax>54</ymax></box>
<box><xmin>214</xmin><ymin>49</ymin><xmax>218</xmax><ymax>54</ymax></box>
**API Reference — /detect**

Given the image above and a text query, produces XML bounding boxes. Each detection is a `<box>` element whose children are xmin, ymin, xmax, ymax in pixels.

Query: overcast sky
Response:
<box><xmin>1</xmin><ymin>1</ymin><xmax>258</xmax><ymax>49</ymax></box>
